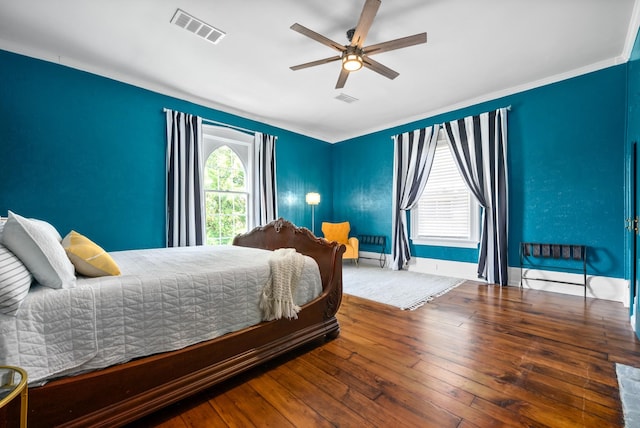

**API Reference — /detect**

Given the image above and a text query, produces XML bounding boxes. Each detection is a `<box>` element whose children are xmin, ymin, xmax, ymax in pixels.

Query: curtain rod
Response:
<box><xmin>437</xmin><ymin>105</ymin><xmax>511</xmax><ymax>126</ymax></box>
<box><xmin>163</xmin><ymin>108</ymin><xmax>257</xmax><ymax>135</ymax></box>
<box><xmin>389</xmin><ymin>105</ymin><xmax>512</xmax><ymax>140</ymax></box>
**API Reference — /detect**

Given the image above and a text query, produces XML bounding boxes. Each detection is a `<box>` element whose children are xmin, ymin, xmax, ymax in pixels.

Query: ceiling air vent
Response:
<box><xmin>335</xmin><ymin>93</ymin><xmax>359</xmax><ymax>104</ymax></box>
<box><xmin>170</xmin><ymin>9</ymin><xmax>226</xmax><ymax>45</ymax></box>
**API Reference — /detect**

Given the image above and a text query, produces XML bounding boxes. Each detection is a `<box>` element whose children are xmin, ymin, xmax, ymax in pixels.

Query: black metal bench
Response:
<box><xmin>358</xmin><ymin>235</ymin><xmax>386</xmax><ymax>268</ymax></box>
<box><xmin>520</xmin><ymin>242</ymin><xmax>587</xmax><ymax>297</ymax></box>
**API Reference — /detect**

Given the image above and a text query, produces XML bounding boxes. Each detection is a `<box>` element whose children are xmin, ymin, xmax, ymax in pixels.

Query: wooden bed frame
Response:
<box><xmin>9</xmin><ymin>218</ymin><xmax>345</xmax><ymax>428</ymax></box>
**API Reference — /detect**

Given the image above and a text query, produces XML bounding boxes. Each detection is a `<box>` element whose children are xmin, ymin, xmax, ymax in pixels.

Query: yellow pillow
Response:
<box><xmin>62</xmin><ymin>230</ymin><xmax>121</xmax><ymax>277</ymax></box>
<box><xmin>322</xmin><ymin>222</ymin><xmax>350</xmax><ymax>245</ymax></box>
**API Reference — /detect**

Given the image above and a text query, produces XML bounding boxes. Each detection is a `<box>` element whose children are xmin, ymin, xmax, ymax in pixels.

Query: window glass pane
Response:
<box><xmin>417</xmin><ymin>143</ymin><xmax>472</xmax><ymax>239</ymax></box>
<box><xmin>204</xmin><ymin>145</ymin><xmax>248</xmax><ymax>245</ymax></box>
<box><xmin>205</xmin><ymin>192</ymin><xmax>248</xmax><ymax>245</ymax></box>
<box><xmin>204</xmin><ymin>145</ymin><xmax>245</xmax><ymax>192</ymax></box>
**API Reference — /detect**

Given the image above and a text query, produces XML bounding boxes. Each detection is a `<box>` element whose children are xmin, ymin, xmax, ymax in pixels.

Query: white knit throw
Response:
<box><xmin>260</xmin><ymin>248</ymin><xmax>306</xmax><ymax>321</ymax></box>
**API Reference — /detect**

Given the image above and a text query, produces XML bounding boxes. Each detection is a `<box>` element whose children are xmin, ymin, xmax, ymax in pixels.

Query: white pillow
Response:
<box><xmin>1</xmin><ymin>211</ymin><xmax>76</xmax><ymax>289</ymax></box>
<box><xmin>0</xmin><ymin>244</ymin><xmax>32</xmax><ymax>315</ymax></box>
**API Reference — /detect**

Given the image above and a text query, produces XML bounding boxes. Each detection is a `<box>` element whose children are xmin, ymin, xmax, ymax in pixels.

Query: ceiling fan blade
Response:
<box><xmin>364</xmin><ymin>33</ymin><xmax>427</xmax><ymax>56</ymax></box>
<box><xmin>290</xmin><ymin>55</ymin><xmax>341</xmax><ymax>71</ymax></box>
<box><xmin>335</xmin><ymin>68</ymin><xmax>350</xmax><ymax>89</ymax></box>
<box><xmin>350</xmin><ymin>0</ymin><xmax>381</xmax><ymax>47</ymax></box>
<box><xmin>363</xmin><ymin>57</ymin><xmax>399</xmax><ymax>80</ymax></box>
<box><xmin>290</xmin><ymin>23</ymin><xmax>346</xmax><ymax>52</ymax></box>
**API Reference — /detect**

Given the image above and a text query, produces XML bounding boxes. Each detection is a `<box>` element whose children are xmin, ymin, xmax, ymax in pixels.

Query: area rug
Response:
<box><xmin>617</xmin><ymin>363</ymin><xmax>640</xmax><ymax>427</ymax></box>
<box><xmin>342</xmin><ymin>264</ymin><xmax>464</xmax><ymax>310</ymax></box>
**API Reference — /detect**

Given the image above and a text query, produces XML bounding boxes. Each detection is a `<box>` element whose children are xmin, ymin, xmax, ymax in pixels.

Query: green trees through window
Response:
<box><xmin>204</xmin><ymin>145</ymin><xmax>248</xmax><ymax>245</ymax></box>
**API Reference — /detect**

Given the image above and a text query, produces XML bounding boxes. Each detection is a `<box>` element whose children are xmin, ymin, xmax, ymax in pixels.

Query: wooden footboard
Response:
<box><xmin>233</xmin><ymin>217</ymin><xmax>345</xmax><ymax>320</ymax></box>
<box><xmin>20</xmin><ymin>218</ymin><xmax>345</xmax><ymax>428</ymax></box>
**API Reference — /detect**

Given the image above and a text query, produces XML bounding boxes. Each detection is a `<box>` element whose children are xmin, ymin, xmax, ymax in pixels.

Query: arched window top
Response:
<box><xmin>204</xmin><ymin>145</ymin><xmax>246</xmax><ymax>192</ymax></box>
<box><xmin>202</xmin><ymin>125</ymin><xmax>253</xmax><ymax>245</ymax></box>
<box><xmin>202</xmin><ymin>126</ymin><xmax>252</xmax><ymax>172</ymax></box>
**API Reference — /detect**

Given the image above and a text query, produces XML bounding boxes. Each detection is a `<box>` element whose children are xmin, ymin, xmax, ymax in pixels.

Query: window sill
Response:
<box><xmin>411</xmin><ymin>237</ymin><xmax>479</xmax><ymax>249</ymax></box>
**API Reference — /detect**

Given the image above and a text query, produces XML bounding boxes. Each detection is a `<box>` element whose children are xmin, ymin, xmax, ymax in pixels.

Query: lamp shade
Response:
<box><xmin>305</xmin><ymin>192</ymin><xmax>321</xmax><ymax>205</ymax></box>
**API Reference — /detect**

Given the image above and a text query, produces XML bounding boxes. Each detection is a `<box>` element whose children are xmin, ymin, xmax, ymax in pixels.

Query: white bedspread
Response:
<box><xmin>0</xmin><ymin>245</ymin><xmax>322</xmax><ymax>384</ymax></box>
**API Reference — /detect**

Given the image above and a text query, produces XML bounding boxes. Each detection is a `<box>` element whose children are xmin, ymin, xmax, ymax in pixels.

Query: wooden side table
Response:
<box><xmin>0</xmin><ymin>366</ymin><xmax>28</xmax><ymax>428</ymax></box>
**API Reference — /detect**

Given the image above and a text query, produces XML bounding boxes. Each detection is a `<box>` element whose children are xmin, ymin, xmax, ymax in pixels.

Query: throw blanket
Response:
<box><xmin>261</xmin><ymin>248</ymin><xmax>306</xmax><ymax>320</ymax></box>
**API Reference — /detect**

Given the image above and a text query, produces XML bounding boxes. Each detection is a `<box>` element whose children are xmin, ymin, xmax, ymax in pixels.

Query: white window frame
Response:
<box><xmin>202</xmin><ymin>125</ymin><xmax>255</xmax><ymax>239</ymax></box>
<box><xmin>410</xmin><ymin>130</ymin><xmax>481</xmax><ymax>249</ymax></box>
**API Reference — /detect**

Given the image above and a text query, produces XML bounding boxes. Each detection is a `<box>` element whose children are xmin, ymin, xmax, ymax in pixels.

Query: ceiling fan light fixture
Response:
<box><xmin>342</xmin><ymin>52</ymin><xmax>363</xmax><ymax>71</ymax></box>
<box><xmin>289</xmin><ymin>0</ymin><xmax>428</xmax><ymax>87</ymax></box>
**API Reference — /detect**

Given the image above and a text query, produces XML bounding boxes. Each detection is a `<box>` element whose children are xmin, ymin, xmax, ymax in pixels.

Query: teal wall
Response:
<box><xmin>626</xmin><ymin>29</ymin><xmax>640</xmax><ymax>329</ymax></box>
<box><xmin>0</xmin><ymin>49</ymin><xmax>331</xmax><ymax>251</ymax></box>
<box><xmin>333</xmin><ymin>66</ymin><xmax>627</xmax><ymax>278</ymax></box>
<box><xmin>0</xmin><ymin>48</ymin><xmax>630</xmax><ymax>280</ymax></box>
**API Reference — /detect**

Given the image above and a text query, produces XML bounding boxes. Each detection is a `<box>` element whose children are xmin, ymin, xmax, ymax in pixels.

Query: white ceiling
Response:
<box><xmin>0</xmin><ymin>0</ymin><xmax>637</xmax><ymax>142</ymax></box>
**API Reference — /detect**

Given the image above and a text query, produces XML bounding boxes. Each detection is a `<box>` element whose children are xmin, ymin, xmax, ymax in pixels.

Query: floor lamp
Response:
<box><xmin>305</xmin><ymin>192</ymin><xmax>320</xmax><ymax>234</ymax></box>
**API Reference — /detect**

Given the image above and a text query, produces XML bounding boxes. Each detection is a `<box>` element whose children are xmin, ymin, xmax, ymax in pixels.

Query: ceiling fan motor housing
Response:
<box><xmin>346</xmin><ymin>28</ymin><xmax>356</xmax><ymax>42</ymax></box>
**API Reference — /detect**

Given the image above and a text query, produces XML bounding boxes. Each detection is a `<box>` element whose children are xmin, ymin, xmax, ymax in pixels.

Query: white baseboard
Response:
<box><xmin>405</xmin><ymin>256</ymin><xmax>481</xmax><ymax>281</ymax></box>
<box><xmin>511</xmin><ymin>266</ymin><xmax>629</xmax><ymax>306</ymax></box>
<box><xmin>357</xmin><ymin>252</ymin><xmax>629</xmax><ymax>306</ymax></box>
<box><xmin>357</xmin><ymin>251</ymin><xmax>389</xmax><ymax>268</ymax></box>
<box><xmin>358</xmin><ymin>251</ymin><xmax>480</xmax><ymax>280</ymax></box>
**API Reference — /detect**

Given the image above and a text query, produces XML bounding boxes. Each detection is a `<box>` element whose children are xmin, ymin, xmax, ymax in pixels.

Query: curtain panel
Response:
<box><xmin>253</xmin><ymin>132</ymin><xmax>278</xmax><ymax>226</ymax></box>
<box><xmin>444</xmin><ymin>108</ymin><xmax>509</xmax><ymax>285</ymax></box>
<box><xmin>165</xmin><ymin>110</ymin><xmax>205</xmax><ymax>247</ymax></box>
<box><xmin>391</xmin><ymin>125</ymin><xmax>440</xmax><ymax>270</ymax></box>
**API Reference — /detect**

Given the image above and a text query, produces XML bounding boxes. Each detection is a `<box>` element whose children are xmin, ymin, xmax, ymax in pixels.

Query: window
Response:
<box><xmin>411</xmin><ymin>131</ymin><xmax>480</xmax><ymax>248</ymax></box>
<box><xmin>202</xmin><ymin>126</ymin><xmax>253</xmax><ymax>245</ymax></box>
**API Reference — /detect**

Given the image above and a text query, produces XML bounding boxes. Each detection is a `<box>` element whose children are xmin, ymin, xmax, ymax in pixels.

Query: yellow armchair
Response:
<box><xmin>321</xmin><ymin>221</ymin><xmax>359</xmax><ymax>263</ymax></box>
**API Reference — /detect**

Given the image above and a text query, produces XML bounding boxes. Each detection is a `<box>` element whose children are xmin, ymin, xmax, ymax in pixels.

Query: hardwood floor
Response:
<box><xmin>128</xmin><ymin>282</ymin><xmax>640</xmax><ymax>427</ymax></box>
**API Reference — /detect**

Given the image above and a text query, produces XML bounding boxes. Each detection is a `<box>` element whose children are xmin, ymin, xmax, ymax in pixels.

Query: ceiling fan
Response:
<box><xmin>289</xmin><ymin>0</ymin><xmax>427</xmax><ymax>89</ymax></box>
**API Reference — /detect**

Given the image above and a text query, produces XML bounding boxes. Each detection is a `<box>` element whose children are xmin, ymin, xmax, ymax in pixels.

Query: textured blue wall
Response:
<box><xmin>0</xmin><ymin>49</ymin><xmax>330</xmax><ymax>251</ymax></box>
<box><xmin>0</xmin><ymin>49</ymin><xmax>628</xmax><ymax>279</ymax></box>
<box><xmin>333</xmin><ymin>66</ymin><xmax>627</xmax><ymax>278</ymax></box>
<box><xmin>626</xmin><ymin>29</ymin><xmax>640</xmax><ymax>327</ymax></box>
<box><xmin>330</xmin><ymin>132</ymin><xmax>392</xmax><ymax>241</ymax></box>
<box><xmin>277</xmin><ymin>134</ymin><xmax>333</xmax><ymax>235</ymax></box>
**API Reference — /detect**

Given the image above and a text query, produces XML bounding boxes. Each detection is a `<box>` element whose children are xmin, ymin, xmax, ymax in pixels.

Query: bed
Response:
<box><xmin>0</xmin><ymin>218</ymin><xmax>345</xmax><ymax>427</ymax></box>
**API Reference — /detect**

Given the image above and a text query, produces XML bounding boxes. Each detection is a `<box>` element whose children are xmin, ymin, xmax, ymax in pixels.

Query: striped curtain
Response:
<box><xmin>165</xmin><ymin>110</ymin><xmax>205</xmax><ymax>247</ymax></box>
<box><xmin>391</xmin><ymin>125</ymin><xmax>440</xmax><ymax>270</ymax></box>
<box><xmin>444</xmin><ymin>108</ymin><xmax>508</xmax><ymax>285</ymax></box>
<box><xmin>253</xmin><ymin>132</ymin><xmax>278</xmax><ymax>226</ymax></box>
